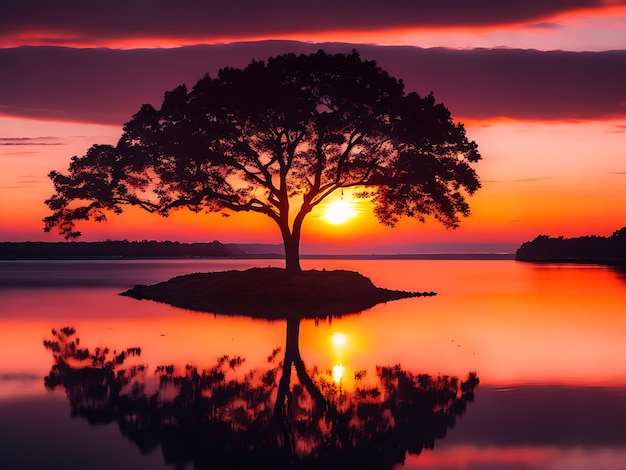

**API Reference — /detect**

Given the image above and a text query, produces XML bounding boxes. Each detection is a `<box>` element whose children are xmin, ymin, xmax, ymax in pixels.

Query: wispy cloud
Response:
<box><xmin>604</xmin><ymin>124</ymin><xmax>626</xmax><ymax>134</ymax></box>
<box><xmin>529</xmin><ymin>22</ymin><xmax>562</xmax><ymax>29</ymax></box>
<box><xmin>0</xmin><ymin>151</ymin><xmax>39</xmax><ymax>155</ymax></box>
<box><xmin>18</xmin><ymin>176</ymin><xmax>45</xmax><ymax>184</ymax></box>
<box><xmin>0</xmin><ymin>137</ymin><xmax>64</xmax><ymax>145</ymax></box>
<box><xmin>485</xmin><ymin>177</ymin><xmax>553</xmax><ymax>184</ymax></box>
<box><xmin>1</xmin><ymin>174</ymin><xmax>46</xmax><ymax>190</ymax></box>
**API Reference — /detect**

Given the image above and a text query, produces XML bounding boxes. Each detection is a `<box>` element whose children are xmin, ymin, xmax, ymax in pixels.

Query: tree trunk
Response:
<box><xmin>272</xmin><ymin>317</ymin><xmax>301</xmax><ymax>424</ymax></box>
<box><xmin>282</xmin><ymin>231</ymin><xmax>301</xmax><ymax>273</ymax></box>
<box><xmin>273</xmin><ymin>318</ymin><xmax>326</xmax><ymax>424</ymax></box>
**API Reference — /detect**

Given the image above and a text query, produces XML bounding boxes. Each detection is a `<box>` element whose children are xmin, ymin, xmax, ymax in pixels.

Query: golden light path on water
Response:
<box><xmin>331</xmin><ymin>332</ymin><xmax>348</xmax><ymax>382</ymax></box>
<box><xmin>2</xmin><ymin>259</ymin><xmax>626</xmax><ymax>469</ymax></box>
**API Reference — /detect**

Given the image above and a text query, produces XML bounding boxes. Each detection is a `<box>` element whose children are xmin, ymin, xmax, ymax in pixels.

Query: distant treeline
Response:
<box><xmin>515</xmin><ymin>227</ymin><xmax>626</xmax><ymax>266</ymax></box>
<box><xmin>0</xmin><ymin>240</ymin><xmax>241</xmax><ymax>259</ymax></box>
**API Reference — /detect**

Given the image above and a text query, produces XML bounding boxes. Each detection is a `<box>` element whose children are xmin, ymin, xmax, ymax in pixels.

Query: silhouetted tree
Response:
<box><xmin>516</xmin><ymin>227</ymin><xmax>626</xmax><ymax>265</ymax></box>
<box><xmin>43</xmin><ymin>325</ymin><xmax>479</xmax><ymax>469</ymax></box>
<box><xmin>44</xmin><ymin>50</ymin><xmax>481</xmax><ymax>271</ymax></box>
<box><xmin>612</xmin><ymin>227</ymin><xmax>626</xmax><ymax>239</ymax></box>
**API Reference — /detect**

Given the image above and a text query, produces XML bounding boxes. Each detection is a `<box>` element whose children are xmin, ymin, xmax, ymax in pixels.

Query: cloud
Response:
<box><xmin>486</xmin><ymin>177</ymin><xmax>553</xmax><ymax>184</ymax></box>
<box><xmin>0</xmin><ymin>137</ymin><xmax>64</xmax><ymax>145</ymax></box>
<box><xmin>0</xmin><ymin>151</ymin><xmax>39</xmax><ymax>156</ymax></box>
<box><xmin>606</xmin><ymin>124</ymin><xmax>626</xmax><ymax>133</ymax></box>
<box><xmin>1</xmin><ymin>0</ymin><xmax>615</xmax><ymax>47</ymax></box>
<box><xmin>16</xmin><ymin>176</ymin><xmax>44</xmax><ymax>185</ymax></box>
<box><xmin>1</xmin><ymin>42</ymin><xmax>624</xmax><ymax>125</ymax></box>
<box><xmin>529</xmin><ymin>22</ymin><xmax>562</xmax><ymax>29</ymax></box>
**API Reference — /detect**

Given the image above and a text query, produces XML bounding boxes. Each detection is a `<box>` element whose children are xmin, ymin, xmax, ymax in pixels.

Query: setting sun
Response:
<box><xmin>322</xmin><ymin>199</ymin><xmax>356</xmax><ymax>225</ymax></box>
<box><xmin>331</xmin><ymin>332</ymin><xmax>347</xmax><ymax>346</ymax></box>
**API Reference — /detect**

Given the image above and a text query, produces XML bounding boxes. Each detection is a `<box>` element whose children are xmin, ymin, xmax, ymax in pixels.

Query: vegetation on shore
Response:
<box><xmin>515</xmin><ymin>227</ymin><xmax>626</xmax><ymax>266</ymax></box>
<box><xmin>121</xmin><ymin>267</ymin><xmax>435</xmax><ymax>318</ymax></box>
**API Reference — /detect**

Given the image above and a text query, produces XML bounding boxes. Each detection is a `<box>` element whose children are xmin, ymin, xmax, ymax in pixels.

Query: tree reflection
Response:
<box><xmin>44</xmin><ymin>321</ymin><xmax>479</xmax><ymax>469</ymax></box>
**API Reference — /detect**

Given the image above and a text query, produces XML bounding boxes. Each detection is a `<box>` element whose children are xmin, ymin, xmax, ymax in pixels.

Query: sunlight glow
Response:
<box><xmin>333</xmin><ymin>364</ymin><xmax>345</xmax><ymax>383</ymax></box>
<box><xmin>332</xmin><ymin>332</ymin><xmax>347</xmax><ymax>347</ymax></box>
<box><xmin>322</xmin><ymin>200</ymin><xmax>356</xmax><ymax>225</ymax></box>
<box><xmin>331</xmin><ymin>333</ymin><xmax>348</xmax><ymax>383</ymax></box>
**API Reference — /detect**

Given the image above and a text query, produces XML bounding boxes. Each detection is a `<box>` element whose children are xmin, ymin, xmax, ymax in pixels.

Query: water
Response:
<box><xmin>1</xmin><ymin>259</ymin><xmax>625</xmax><ymax>469</ymax></box>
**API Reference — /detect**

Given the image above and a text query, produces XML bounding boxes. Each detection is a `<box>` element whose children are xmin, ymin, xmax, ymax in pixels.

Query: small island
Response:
<box><xmin>121</xmin><ymin>268</ymin><xmax>436</xmax><ymax>319</ymax></box>
<box><xmin>515</xmin><ymin>227</ymin><xmax>626</xmax><ymax>267</ymax></box>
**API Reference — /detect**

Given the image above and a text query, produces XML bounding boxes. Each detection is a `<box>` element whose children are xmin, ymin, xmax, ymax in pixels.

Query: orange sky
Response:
<box><xmin>1</xmin><ymin>1</ymin><xmax>625</xmax><ymax>253</ymax></box>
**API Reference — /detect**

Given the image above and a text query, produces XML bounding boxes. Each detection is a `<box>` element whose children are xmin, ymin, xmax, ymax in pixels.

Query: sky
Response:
<box><xmin>1</xmin><ymin>0</ymin><xmax>625</xmax><ymax>253</ymax></box>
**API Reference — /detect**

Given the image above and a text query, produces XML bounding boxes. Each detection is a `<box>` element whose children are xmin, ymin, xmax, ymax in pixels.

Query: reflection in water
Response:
<box><xmin>44</xmin><ymin>322</ymin><xmax>479</xmax><ymax>469</ymax></box>
<box><xmin>612</xmin><ymin>264</ymin><xmax>626</xmax><ymax>280</ymax></box>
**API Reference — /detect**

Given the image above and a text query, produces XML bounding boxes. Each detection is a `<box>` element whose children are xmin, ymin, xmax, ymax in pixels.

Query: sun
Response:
<box><xmin>332</xmin><ymin>332</ymin><xmax>347</xmax><ymax>346</ymax></box>
<box><xmin>322</xmin><ymin>199</ymin><xmax>357</xmax><ymax>224</ymax></box>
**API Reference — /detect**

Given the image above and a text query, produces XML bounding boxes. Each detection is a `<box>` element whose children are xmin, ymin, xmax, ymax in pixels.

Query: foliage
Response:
<box><xmin>516</xmin><ymin>228</ymin><xmax>626</xmax><ymax>264</ymax></box>
<box><xmin>44</xmin><ymin>50</ymin><xmax>481</xmax><ymax>270</ymax></box>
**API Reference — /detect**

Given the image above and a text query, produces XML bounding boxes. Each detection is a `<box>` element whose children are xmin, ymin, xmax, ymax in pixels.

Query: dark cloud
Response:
<box><xmin>1</xmin><ymin>42</ymin><xmax>625</xmax><ymax>125</ymax></box>
<box><xmin>378</xmin><ymin>46</ymin><xmax>626</xmax><ymax>121</ymax></box>
<box><xmin>0</xmin><ymin>0</ymin><xmax>612</xmax><ymax>43</ymax></box>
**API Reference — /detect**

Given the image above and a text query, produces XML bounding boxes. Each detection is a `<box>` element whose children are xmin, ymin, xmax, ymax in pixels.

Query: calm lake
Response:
<box><xmin>1</xmin><ymin>259</ymin><xmax>625</xmax><ymax>469</ymax></box>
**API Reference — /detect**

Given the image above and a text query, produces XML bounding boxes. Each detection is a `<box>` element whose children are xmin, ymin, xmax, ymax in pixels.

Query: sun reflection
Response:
<box><xmin>331</xmin><ymin>333</ymin><xmax>349</xmax><ymax>383</ymax></box>
<box><xmin>333</xmin><ymin>364</ymin><xmax>345</xmax><ymax>383</ymax></box>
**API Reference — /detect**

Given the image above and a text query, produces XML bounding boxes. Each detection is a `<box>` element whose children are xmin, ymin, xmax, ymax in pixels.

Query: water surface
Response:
<box><xmin>1</xmin><ymin>259</ymin><xmax>625</xmax><ymax>469</ymax></box>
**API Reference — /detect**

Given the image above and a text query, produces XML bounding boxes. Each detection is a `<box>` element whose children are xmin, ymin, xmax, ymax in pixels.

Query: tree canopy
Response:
<box><xmin>44</xmin><ymin>50</ymin><xmax>481</xmax><ymax>271</ymax></box>
<box><xmin>515</xmin><ymin>227</ymin><xmax>626</xmax><ymax>264</ymax></box>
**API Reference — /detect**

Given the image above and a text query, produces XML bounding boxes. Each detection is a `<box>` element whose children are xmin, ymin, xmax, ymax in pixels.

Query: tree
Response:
<box><xmin>44</xmin><ymin>50</ymin><xmax>481</xmax><ymax>271</ymax></box>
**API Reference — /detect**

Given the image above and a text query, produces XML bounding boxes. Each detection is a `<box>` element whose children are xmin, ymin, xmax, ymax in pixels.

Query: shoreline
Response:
<box><xmin>0</xmin><ymin>253</ymin><xmax>515</xmax><ymax>261</ymax></box>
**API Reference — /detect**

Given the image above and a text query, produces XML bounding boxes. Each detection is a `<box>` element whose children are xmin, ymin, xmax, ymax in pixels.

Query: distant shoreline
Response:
<box><xmin>302</xmin><ymin>253</ymin><xmax>515</xmax><ymax>260</ymax></box>
<box><xmin>0</xmin><ymin>253</ymin><xmax>515</xmax><ymax>261</ymax></box>
<box><xmin>515</xmin><ymin>228</ymin><xmax>626</xmax><ymax>267</ymax></box>
<box><xmin>0</xmin><ymin>241</ymin><xmax>515</xmax><ymax>261</ymax></box>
